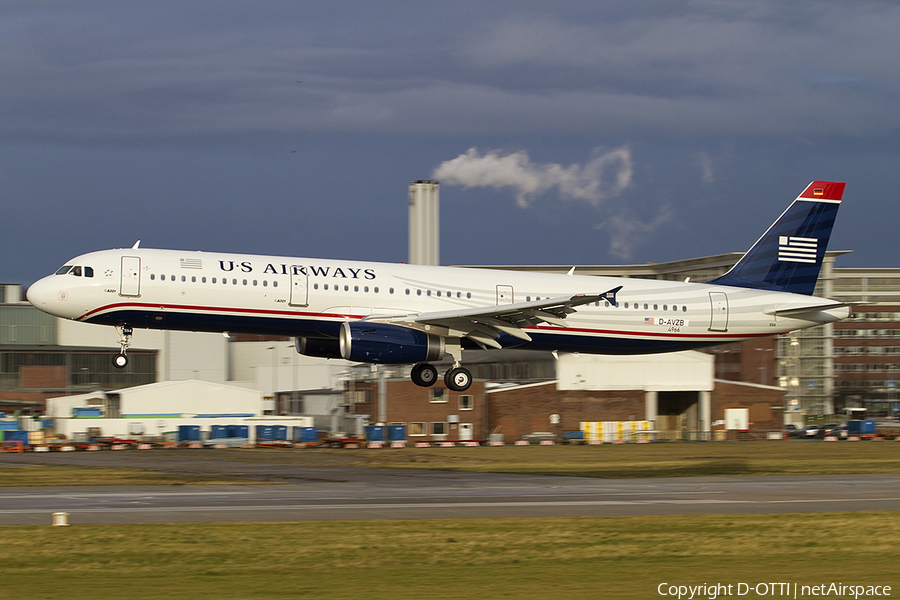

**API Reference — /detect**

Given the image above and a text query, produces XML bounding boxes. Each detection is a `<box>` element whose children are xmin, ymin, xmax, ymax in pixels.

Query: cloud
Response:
<box><xmin>433</xmin><ymin>147</ymin><xmax>632</xmax><ymax>208</ymax></box>
<box><xmin>697</xmin><ymin>151</ymin><xmax>715</xmax><ymax>184</ymax></box>
<box><xmin>599</xmin><ymin>204</ymin><xmax>676</xmax><ymax>262</ymax></box>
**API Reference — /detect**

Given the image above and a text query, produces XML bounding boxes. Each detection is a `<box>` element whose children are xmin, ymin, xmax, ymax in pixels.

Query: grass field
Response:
<box><xmin>5</xmin><ymin>440</ymin><xmax>900</xmax><ymax>486</ymax></box>
<box><xmin>3</xmin><ymin>443</ymin><xmax>898</xmax><ymax>598</ymax></box>
<box><xmin>2</xmin><ymin>512</ymin><xmax>898</xmax><ymax>599</ymax></box>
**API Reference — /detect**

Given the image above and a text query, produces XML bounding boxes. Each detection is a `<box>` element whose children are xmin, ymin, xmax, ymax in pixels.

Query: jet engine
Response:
<box><xmin>339</xmin><ymin>322</ymin><xmax>445</xmax><ymax>364</ymax></box>
<box><xmin>294</xmin><ymin>337</ymin><xmax>342</xmax><ymax>359</ymax></box>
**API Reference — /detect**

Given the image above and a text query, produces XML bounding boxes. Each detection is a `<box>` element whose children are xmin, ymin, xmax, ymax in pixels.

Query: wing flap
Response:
<box><xmin>367</xmin><ymin>286</ymin><xmax>622</xmax><ymax>349</ymax></box>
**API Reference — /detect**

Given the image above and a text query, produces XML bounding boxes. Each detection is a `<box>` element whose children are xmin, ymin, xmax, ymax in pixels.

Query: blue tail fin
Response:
<box><xmin>709</xmin><ymin>181</ymin><xmax>845</xmax><ymax>295</ymax></box>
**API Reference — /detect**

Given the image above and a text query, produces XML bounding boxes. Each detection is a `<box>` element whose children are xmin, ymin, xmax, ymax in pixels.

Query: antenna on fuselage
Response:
<box><xmin>132</xmin><ymin>240</ymin><xmax>141</xmax><ymax>249</ymax></box>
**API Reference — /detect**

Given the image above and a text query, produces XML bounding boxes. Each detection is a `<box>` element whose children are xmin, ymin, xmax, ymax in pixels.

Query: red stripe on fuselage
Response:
<box><xmin>80</xmin><ymin>301</ymin><xmax>769</xmax><ymax>342</ymax></box>
<box><xmin>77</xmin><ymin>302</ymin><xmax>360</xmax><ymax>322</ymax></box>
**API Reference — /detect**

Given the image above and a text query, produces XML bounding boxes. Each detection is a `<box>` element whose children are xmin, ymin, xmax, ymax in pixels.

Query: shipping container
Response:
<box><xmin>847</xmin><ymin>420</ymin><xmax>877</xmax><ymax>436</ymax></box>
<box><xmin>178</xmin><ymin>425</ymin><xmax>201</xmax><ymax>442</ymax></box>
<box><xmin>227</xmin><ymin>425</ymin><xmax>249</xmax><ymax>438</ymax></box>
<box><xmin>365</xmin><ymin>425</ymin><xmax>385</xmax><ymax>441</ymax></box>
<box><xmin>292</xmin><ymin>426</ymin><xmax>318</xmax><ymax>443</ymax></box>
<box><xmin>388</xmin><ymin>425</ymin><xmax>406</xmax><ymax>441</ymax></box>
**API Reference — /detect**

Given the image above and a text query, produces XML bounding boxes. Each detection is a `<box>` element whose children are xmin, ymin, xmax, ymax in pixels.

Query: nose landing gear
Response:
<box><xmin>113</xmin><ymin>325</ymin><xmax>133</xmax><ymax>369</ymax></box>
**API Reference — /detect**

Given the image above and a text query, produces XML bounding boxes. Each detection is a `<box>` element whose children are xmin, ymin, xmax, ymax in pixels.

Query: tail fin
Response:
<box><xmin>709</xmin><ymin>181</ymin><xmax>845</xmax><ymax>295</ymax></box>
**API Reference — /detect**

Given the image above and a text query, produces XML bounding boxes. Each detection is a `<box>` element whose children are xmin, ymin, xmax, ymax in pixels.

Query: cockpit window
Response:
<box><xmin>84</xmin><ymin>266</ymin><xmax>94</xmax><ymax>278</ymax></box>
<box><xmin>55</xmin><ymin>265</ymin><xmax>72</xmax><ymax>275</ymax></box>
<box><xmin>71</xmin><ymin>266</ymin><xmax>82</xmax><ymax>277</ymax></box>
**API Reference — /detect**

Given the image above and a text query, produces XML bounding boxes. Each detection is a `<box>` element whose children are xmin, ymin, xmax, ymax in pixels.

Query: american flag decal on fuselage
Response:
<box><xmin>778</xmin><ymin>236</ymin><xmax>817</xmax><ymax>264</ymax></box>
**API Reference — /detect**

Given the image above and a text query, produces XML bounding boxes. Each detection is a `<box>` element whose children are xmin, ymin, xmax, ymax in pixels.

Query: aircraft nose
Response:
<box><xmin>26</xmin><ymin>277</ymin><xmax>58</xmax><ymax>311</ymax></box>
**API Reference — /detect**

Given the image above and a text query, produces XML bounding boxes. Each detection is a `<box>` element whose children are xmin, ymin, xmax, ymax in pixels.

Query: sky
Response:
<box><xmin>2</xmin><ymin>0</ymin><xmax>899</xmax><ymax>287</ymax></box>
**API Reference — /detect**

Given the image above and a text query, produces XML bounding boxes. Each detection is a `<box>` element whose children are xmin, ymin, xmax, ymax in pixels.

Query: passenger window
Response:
<box><xmin>171</xmin><ymin>275</ymin><xmax>176</xmax><ymax>281</ymax></box>
<box><xmin>273</xmin><ymin>281</ymin><xmax>278</xmax><ymax>287</ymax></box>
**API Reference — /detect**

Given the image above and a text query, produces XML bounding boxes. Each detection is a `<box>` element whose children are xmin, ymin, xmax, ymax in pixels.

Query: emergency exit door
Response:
<box><xmin>496</xmin><ymin>285</ymin><xmax>514</xmax><ymax>305</ymax></box>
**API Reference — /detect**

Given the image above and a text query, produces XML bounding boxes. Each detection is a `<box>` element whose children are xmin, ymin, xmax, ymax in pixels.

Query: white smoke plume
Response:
<box><xmin>433</xmin><ymin>147</ymin><xmax>632</xmax><ymax>208</ymax></box>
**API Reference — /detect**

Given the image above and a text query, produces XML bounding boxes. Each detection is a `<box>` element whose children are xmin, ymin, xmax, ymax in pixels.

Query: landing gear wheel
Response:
<box><xmin>113</xmin><ymin>353</ymin><xmax>128</xmax><ymax>369</ymax></box>
<box><xmin>411</xmin><ymin>363</ymin><xmax>438</xmax><ymax>387</ymax></box>
<box><xmin>444</xmin><ymin>366</ymin><xmax>472</xmax><ymax>392</ymax></box>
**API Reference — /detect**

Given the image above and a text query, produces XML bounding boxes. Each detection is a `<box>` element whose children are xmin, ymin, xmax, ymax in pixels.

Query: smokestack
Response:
<box><xmin>408</xmin><ymin>180</ymin><xmax>439</xmax><ymax>266</ymax></box>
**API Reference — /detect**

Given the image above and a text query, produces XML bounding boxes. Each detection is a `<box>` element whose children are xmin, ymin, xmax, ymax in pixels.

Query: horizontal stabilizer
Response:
<box><xmin>764</xmin><ymin>302</ymin><xmax>853</xmax><ymax>321</ymax></box>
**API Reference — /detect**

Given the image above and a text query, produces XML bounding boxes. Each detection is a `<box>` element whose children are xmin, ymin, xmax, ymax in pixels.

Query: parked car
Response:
<box><xmin>826</xmin><ymin>425</ymin><xmax>848</xmax><ymax>440</ymax></box>
<box><xmin>783</xmin><ymin>424</ymin><xmax>800</xmax><ymax>437</ymax></box>
<box><xmin>819</xmin><ymin>423</ymin><xmax>841</xmax><ymax>438</ymax></box>
<box><xmin>802</xmin><ymin>424</ymin><xmax>824</xmax><ymax>438</ymax></box>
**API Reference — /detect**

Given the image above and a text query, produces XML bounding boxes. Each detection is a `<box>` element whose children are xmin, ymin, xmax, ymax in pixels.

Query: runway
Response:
<box><xmin>2</xmin><ymin>452</ymin><xmax>898</xmax><ymax>525</ymax></box>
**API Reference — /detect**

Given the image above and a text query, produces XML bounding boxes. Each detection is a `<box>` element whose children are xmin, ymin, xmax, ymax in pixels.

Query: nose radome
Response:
<box><xmin>26</xmin><ymin>277</ymin><xmax>55</xmax><ymax>310</ymax></box>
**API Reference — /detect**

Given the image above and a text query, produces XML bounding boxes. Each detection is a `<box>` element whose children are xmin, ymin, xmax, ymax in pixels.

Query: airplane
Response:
<box><xmin>27</xmin><ymin>180</ymin><xmax>850</xmax><ymax>392</ymax></box>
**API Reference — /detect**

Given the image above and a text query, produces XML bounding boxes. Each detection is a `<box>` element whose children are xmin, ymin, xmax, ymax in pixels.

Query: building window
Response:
<box><xmin>408</xmin><ymin>422</ymin><xmax>425</xmax><ymax>436</ymax></box>
<box><xmin>459</xmin><ymin>395</ymin><xmax>474</xmax><ymax>410</ymax></box>
<box><xmin>431</xmin><ymin>422</ymin><xmax>447</xmax><ymax>436</ymax></box>
<box><xmin>429</xmin><ymin>388</ymin><xmax>447</xmax><ymax>403</ymax></box>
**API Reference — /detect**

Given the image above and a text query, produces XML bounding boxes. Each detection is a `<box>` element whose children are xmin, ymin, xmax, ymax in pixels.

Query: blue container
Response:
<box><xmin>0</xmin><ymin>421</ymin><xmax>18</xmax><ymax>431</ymax></box>
<box><xmin>3</xmin><ymin>430</ymin><xmax>29</xmax><ymax>444</ymax></box>
<box><xmin>292</xmin><ymin>426</ymin><xmax>318</xmax><ymax>443</ymax></box>
<box><xmin>563</xmin><ymin>431</ymin><xmax>584</xmax><ymax>440</ymax></box>
<box><xmin>847</xmin><ymin>420</ymin><xmax>876</xmax><ymax>435</ymax></box>
<box><xmin>178</xmin><ymin>425</ymin><xmax>201</xmax><ymax>442</ymax></box>
<box><xmin>73</xmin><ymin>407</ymin><xmax>102</xmax><ymax>418</ymax></box>
<box><xmin>210</xmin><ymin>425</ymin><xmax>229</xmax><ymax>439</ymax></box>
<box><xmin>388</xmin><ymin>425</ymin><xmax>406</xmax><ymax>441</ymax></box>
<box><xmin>256</xmin><ymin>425</ymin><xmax>275</xmax><ymax>441</ymax></box>
<box><xmin>273</xmin><ymin>425</ymin><xmax>288</xmax><ymax>441</ymax></box>
<box><xmin>227</xmin><ymin>425</ymin><xmax>249</xmax><ymax>438</ymax></box>
<box><xmin>365</xmin><ymin>425</ymin><xmax>385</xmax><ymax>442</ymax></box>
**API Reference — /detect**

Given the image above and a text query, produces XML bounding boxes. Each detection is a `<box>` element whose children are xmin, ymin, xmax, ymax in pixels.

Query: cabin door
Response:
<box><xmin>119</xmin><ymin>256</ymin><xmax>141</xmax><ymax>297</ymax></box>
<box><xmin>290</xmin><ymin>271</ymin><xmax>309</xmax><ymax>307</ymax></box>
<box><xmin>496</xmin><ymin>285</ymin><xmax>514</xmax><ymax>305</ymax></box>
<box><xmin>708</xmin><ymin>292</ymin><xmax>728</xmax><ymax>332</ymax></box>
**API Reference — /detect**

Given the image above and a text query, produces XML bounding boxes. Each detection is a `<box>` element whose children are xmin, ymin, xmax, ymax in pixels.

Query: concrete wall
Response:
<box><xmin>556</xmin><ymin>351</ymin><xmax>714</xmax><ymax>392</ymax></box>
<box><xmin>116</xmin><ymin>380</ymin><xmax>262</xmax><ymax>416</ymax></box>
<box><xmin>57</xmin><ymin>320</ymin><xmax>228</xmax><ymax>382</ymax></box>
<box><xmin>228</xmin><ymin>341</ymin><xmax>351</xmax><ymax>395</ymax></box>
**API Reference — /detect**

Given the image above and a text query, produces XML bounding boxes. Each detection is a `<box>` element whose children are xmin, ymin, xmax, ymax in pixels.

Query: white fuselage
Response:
<box><xmin>27</xmin><ymin>247</ymin><xmax>849</xmax><ymax>355</ymax></box>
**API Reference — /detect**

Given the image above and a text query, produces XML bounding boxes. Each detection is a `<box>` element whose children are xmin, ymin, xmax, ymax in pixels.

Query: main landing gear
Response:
<box><xmin>411</xmin><ymin>362</ymin><xmax>473</xmax><ymax>392</ymax></box>
<box><xmin>113</xmin><ymin>325</ymin><xmax>133</xmax><ymax>369</ymax></box>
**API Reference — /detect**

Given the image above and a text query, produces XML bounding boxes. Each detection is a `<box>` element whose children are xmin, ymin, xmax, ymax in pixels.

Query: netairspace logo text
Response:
<box><xmin>658</xmin><ymin>582</ymin><xmax>892</xmax><ymax>599</ymax></box>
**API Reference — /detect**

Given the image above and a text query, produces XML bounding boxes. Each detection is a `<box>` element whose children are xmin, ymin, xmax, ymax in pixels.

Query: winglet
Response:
<box><xmin>601</xmin><ymin>285</ymin><xmax>622</xmax><ymax>308</ymax></box>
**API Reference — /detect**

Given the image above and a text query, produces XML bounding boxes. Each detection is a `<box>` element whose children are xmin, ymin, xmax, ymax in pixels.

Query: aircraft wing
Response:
<box><xmin>367</xmin><ymin>286</ymin><xmax>622</xmax><ymax>350</ymax></box>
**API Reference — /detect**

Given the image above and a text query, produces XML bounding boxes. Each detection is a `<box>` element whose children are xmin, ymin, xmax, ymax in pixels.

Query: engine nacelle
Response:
<box><xmin>339</xmin><ymin>322</ymin><xmax>445</xmax><ymax>364</ymax></box>
<box><xmin>295</xmin><ymin>337</ymin><xmax>342</xmax><ymax>359</ymax></box>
